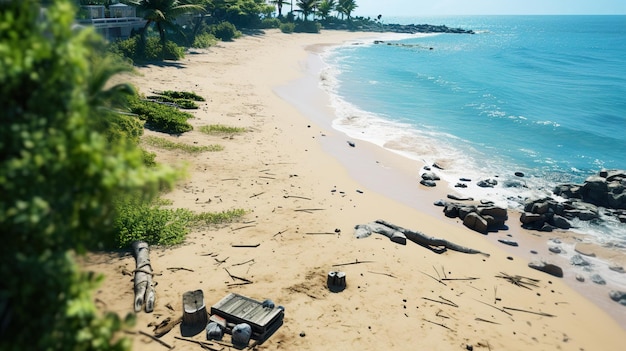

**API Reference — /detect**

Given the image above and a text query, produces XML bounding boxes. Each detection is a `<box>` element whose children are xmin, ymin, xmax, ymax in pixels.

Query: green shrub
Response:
<box><xmin>210</xmin><ymin>21</ymin><xmax>241</xmax><ymax>41</ymax></box>
<box><xmin>114</xmin><ymin>197</ymin><xmax>193</xmax><ymax>247</ymax></box>
<box><xmin>147</xmin><ymin>95</ymin><xmax>199</xmax><ymax>109</ymax></box>
<box><xmin>280</xmin><ymin>22</ymin><xmax>296</xmax><ymax>33</ymax></box>
<box><xmin>160</xmin><ymin>90</ymin><xmax>205</xmax><ymax>101</ymax></box>
<box><xmin>162</xmin><ymin>39</ymin><xmax>185</xmax><ymax>60</ymax></box>
<box><xmin>109</xmin><ymin>36</ymin><xmax>185</xmax><ymax>62</ymax></box>
<box><xmin>128</xmin><ymin>97</ymin><xmax>194</xmax><ymax>134</ymax></box>
<box><xmin>295</xmin><ymin>21</ymin><xmax>321</xmax><ymax>33</ymax></box>
<box><xmin>261</xmin><ymin>18</ymin><xmax>282</xmax><ymax>29</ymax></box>
<box><xmin>113</xmin><ymin>197</ymin><xmax>246</xmax><ymax>248</ymax></box>
<box><xmin>109</xmin><ymin>36</ymin><xmax>140</xmax><ymax>61</ymax></box>
<box><xmin>142</xmin><ymin>149</ymin><xmax>157</xmax><ymax>167</ymax></box>
<box><xmin>192</xmin><ymin>32</ymin><xmax>218</xmax><ymax>48</ymax></box>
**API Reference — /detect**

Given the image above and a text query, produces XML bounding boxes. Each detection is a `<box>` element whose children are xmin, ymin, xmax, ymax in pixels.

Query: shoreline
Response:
<box><xmin>85</xmin><ymin>29</ymin><xmax>626</xmax><ymax>350</ymax></box>
<box><xmin>276</xmin><ymin>35</ymin><xmax>626</xmax><ymax>327</ymax></box>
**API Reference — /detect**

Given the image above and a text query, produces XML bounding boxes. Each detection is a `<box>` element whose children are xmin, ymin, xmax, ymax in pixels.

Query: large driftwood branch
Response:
<box><xmin>132</xmin><ymin>241</ymin><xmax>155</xmax><ymax>313</ymax></box>
<box><xmin>356</xmin><ymin>220</ymin><xmax>490</xmax><ymax>257</ymax></box>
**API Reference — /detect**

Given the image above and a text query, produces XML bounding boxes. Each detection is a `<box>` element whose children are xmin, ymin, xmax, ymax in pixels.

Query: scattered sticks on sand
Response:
<box><xmin>496</xmin><ymin>272</ymin><xmax>540</xmax><ymax>290</ymax></box>
<box><xmin>332</xmin><ymin>259</ymin><xmax>374</xmax><ymax>267</ymax></box>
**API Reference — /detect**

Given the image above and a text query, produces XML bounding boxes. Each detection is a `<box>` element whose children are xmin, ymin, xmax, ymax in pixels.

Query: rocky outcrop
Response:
<box><xmin>364</xmin><ymin>23</ymin><xmax>474</xmax><ymax>34</ymax></box>
<box><xmin>521</xmin><ymin>169</ymin><xmax>626</xmax><ymax>231</ymax></box>
<box><xmin>520</xmin><ymin>197</ymin><xmax>600</xmax><ymax>231</ymax></box>
<box><xmin>436</xmin><ymin>200</ymin><xmax>508</xmax><ymax>234</ymax></box>
<box><xmin>553</xmin><ymin>169</ymin><xmax>626</xmax><ymax>209</ymax></box>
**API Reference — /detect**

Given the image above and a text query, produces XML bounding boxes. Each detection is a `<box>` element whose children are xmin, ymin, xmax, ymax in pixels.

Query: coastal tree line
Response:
<box><xmin>74</xmin><ymin>0</ymin><xmax>374</xmax><ymax>61</ymax></box>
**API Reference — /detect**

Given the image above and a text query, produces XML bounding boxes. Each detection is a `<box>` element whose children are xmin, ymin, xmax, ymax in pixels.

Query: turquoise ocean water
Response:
<box><xmin>318</xmin><ymin>15</ymin><xmax>626</xmax><ymax>243</ymax></box>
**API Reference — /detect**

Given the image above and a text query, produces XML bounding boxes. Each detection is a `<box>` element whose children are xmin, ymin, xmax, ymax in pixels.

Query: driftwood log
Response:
<box><xmin>355</xmin><ymin>220</ymin><xmax>489</xmax><ymax>256</ymax></box>
<box><xmin>132</xmin><ymin>241</ymin><xmax>156</xmax><ymax>313</ymax></box>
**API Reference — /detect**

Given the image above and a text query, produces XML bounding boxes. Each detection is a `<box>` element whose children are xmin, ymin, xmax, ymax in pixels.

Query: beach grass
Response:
<box><xmin>143</xmin><ymin>135</ymin><xmax>223</xmax><ymax>152</ymax></box>
<box><xmin>199</xmin><ymin>124</ymin><xmax>247</xmax><ymax>135</ymax></box>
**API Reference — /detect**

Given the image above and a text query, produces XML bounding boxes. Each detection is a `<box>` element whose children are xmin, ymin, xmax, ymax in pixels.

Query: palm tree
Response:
<box><xmin>269</xmin><ymin>0</ymin><xmax>290</xmax><ymax>17</ymax></box>
<box><xmin>316</xmin><ymin>0</ymin><xmax>335</xmax><ymax>21</ymax></box>
<box><xmin>295</xmin><ymin>0</ymin><xmax>319</xmax><ymax>21</ymax></box>
<box><xmin>336</xmin><ymin>0</ymin><xmax>356</xmax><ymax>20</ymax></box>
<box><xmin>123</xmin><ymin>0</ymin><xmax>204</xmax><ymax>58</ymax></box>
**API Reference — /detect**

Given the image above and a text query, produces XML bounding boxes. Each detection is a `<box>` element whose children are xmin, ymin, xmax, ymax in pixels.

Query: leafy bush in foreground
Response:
<box><xmin>0</xmin><ymin>1</ymin><xmax>177</xmax><ymax>349</ymax></box>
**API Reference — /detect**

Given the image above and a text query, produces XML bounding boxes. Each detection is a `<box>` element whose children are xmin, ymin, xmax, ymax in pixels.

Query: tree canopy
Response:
<box><xmin>0</xmin><ymin>0</ymin><xmax>177</xmax><ymax>349</ymax></box>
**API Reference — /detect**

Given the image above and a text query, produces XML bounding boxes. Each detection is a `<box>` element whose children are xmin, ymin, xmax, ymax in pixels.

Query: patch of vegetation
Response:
<box><xmin>159</xmin><ymin>90</ymin><xmax>205</xmax><ymax>101</ymax></box>
<box><xmin>114</xmin><ymin>197</ymin><xmax>192</xmax><ymax>247</ymax></box>
<box><xmin>109</xmin><ymin>36</ymin><xmax>185</xmax><ymax>62</ymax></box>
<box><xmin>114</xmin><ymin>197</ymin><xmax>246</xmax><ymax>248</ymax></box>
<box><xmin>295</xmin><ymin>21</ymin><xmax>322</xmax><ymax>33</ymax></box>
<box><xmin>143</xmin><ymin>135</ymin><xmax>224</xmax><ymax>153</ymax></box>
<box><xmin>280</xmin><ymin>22</ymin><xmax>296</xmax><ymax>34</ymax></box>
<box><xmin>127</xmin><ymin>96</ymin><xmax>194</xmax><ymax>134</ymax></box>
<box><xmin>199</xmin><ymin>124</ymin><xmax>247</xmax><ymax>135</ymax></box>
<box><xmin>261</xmin><ymin>18</ymin><xmax>282</xmax><ymax>29</ymax></box>
<box><xmin>192</xmin><ymin>209</ymin><xmax>247</xmax><ymax>225</ymax></box>
<box><xmin>146</xmin><ymin>95</ymin><xmax>199</xmax><ymax>109</ymax></box>
<box><xmin>192</xmin><ymin>32</ymin><xmax>218</xmax><ymax>48</ymax></box>
<box><xmin>209</xmin><ymin>21</ymin><xmax>242</xmax><ymax>41</ymax></box>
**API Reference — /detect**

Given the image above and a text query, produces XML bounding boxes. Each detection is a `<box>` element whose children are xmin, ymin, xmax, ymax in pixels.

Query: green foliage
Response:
<box><xmin>124</xmin><ymin>0</ymin><xmax>204</xmax><ymax>58</ymax></box>
<box><xmin>143</xmin><ymin>135</ymin><xmax>224</xmax><ymax>153</ymax></box>
<box><xmin>192</xmin><ymin>208</ymin><xmax>247</xmax><ymax>224</ymax></box>
<box><xmin>280</xmin><ymin>22</ymin><xmax>296</xmax><ymax>33</ymax></box>
<box><xmin>143</xmin><ymin>37</ymin><xmax>185</xmax><ymax>61</ymax></box>
<box><xmin>192</xmin><ymin>32</ymin><xmax>218</xmax><ymax>48</ymax></box>
<box><xmin>146</xmin><ymin>90</ymin><xmax>204</xmax><ymax>109</ymax></box>
<box><xmin>109</xmin><ymin>36</ymin><xmax>185</xmax><ymax>62</ymax></box>
<box><xmin>113</xmin><ymin>197</ymin><xmax>246</xmax><ymax>248</ymax></box>
<box><xmin>142</xmin><ymin>148</ymin><xmax>158</xmax><ymax>167</ymax></box>
<box><xmin>210</xmin><ymin>21</ymin><xmax>242</xmax><ymax>41</ymax></box>
<box><xmin>114</xmin><ymin>195</ymin><xmax>193</xmax><ymax>247</ymax></box>
<box><xmin>147</xmin><ymin>95</ymin><xmax>199</xmax><ymax>109</ymax></box>
<box><xmin>199</xmin><ymin>124</ymin><xmax>247</xmax><ymax>135</ymax></box>
<box><xmin>160</xmin><ymin>90</ymin><xmax>206</xmax><ymax>101</ymax></box>
<box><xmin>261</xmin><ymin>17</ymin><xmax>282</xmax><ymax>29</ymax></box>
<box><xmin>128</xmin><ymin>96</ymin><xmax>194</xmax><ymax>134</ymax></box>
<box><xmin>295</xmin><ymin>20</ymin><xmax>322</xmax><ymax>33</ymax></box>
<box><xmin>0</xmin><ymin>0</ymin><xmax>178</xmax><ymax>349</ymax></box>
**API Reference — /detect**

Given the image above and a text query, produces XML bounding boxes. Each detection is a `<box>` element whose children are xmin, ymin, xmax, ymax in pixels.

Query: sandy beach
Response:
<box><xmin>82</xmin><ymin>29</ymin><xmax>626</xmax><ymax>351</ymax></box>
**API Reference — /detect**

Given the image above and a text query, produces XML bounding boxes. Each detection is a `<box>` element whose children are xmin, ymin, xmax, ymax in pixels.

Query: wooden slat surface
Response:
<box><xmin>211</xmin><ymin>293</ymin><xmax>283</xmax><ymax>334</ymax></box>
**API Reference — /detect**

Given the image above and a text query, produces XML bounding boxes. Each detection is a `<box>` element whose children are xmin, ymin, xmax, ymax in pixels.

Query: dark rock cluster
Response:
<box><xmin>610</xmin><ymin>290</ymin><xmax>626</xmax><ymax>306</ymax></box>
<box><xmin>342</xmin><ymin>22</ymin><xmax>475</xmax><ymax>35</ymax></box>
<box><xmin>553</xmin><ymin>169</ymin><xmax>626</xmax><ymax>221</ymax></box>
<box><xmin>520</xmin><ymin>169</ymin><xmax>626</xmax><ymax>231</ymax></box>
<box><xmin>435</xmin><ymin>200</ymin><xmax>508</xmax><ymax>235</ymax></box>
